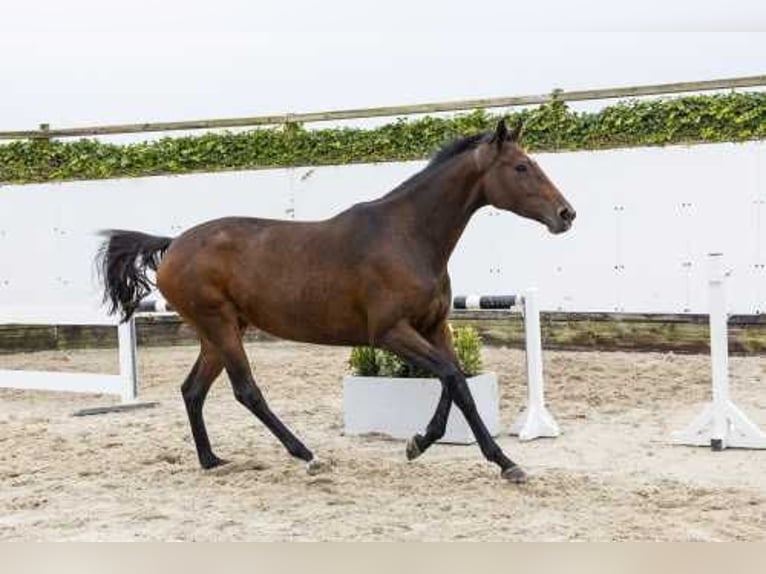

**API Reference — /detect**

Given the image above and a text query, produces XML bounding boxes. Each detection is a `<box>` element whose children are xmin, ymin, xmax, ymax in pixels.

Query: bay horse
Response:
<box><xmin>97</xmin><ymin>119</ymin><xmax>575</xmax><ymax>483</ymax></box>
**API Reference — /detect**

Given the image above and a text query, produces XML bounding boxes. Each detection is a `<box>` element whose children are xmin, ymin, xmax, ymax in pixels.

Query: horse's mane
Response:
<box><xmin>426</xmin><ymin>132</ymin><xmax>487</xmax><ymax>171</ymax></box>
<box><xmin>373</xmin><ymin>132</ymin><xmax>489</xmax><ymax>203</ymax></box>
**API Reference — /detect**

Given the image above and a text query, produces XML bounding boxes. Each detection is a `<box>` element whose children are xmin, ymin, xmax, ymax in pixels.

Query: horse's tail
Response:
<box><xmin>96</xmin><ymin>230</ymin><xmax>173</xmax><ymax>322</ymax></box>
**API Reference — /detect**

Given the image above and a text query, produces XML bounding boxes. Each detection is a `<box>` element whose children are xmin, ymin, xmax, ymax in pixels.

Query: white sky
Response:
<box><xmin>1</xmin><ymin>1</ymin><xmax>765</xmax><ymax>130</ymax></box>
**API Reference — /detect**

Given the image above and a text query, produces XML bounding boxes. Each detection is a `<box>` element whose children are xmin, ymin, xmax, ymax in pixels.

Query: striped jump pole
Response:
<box><xmin>453</xmin><ymin>288</ymin><xmax>560</xmax><ymax>441</ymax></box>
<box><xmin>137</xmin><ymin>299</ymin><xmax>174</xmax><ymax>313</ymax></box>
<box><xmin>671</xmin><ymin>253</ymin><xmax>766</xmax><ymax>450</ymax></box>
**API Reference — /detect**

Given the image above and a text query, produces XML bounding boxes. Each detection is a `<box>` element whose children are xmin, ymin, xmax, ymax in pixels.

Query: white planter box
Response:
<box><xmin>342</xmin><ymin>372</ymin><xmax>499</xmax><ymax>444</ymax></box>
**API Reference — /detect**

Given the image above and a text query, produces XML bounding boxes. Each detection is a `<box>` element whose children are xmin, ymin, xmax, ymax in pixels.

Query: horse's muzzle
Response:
<box><xmin>548</xmin><ymin>205</ymin><xmax>576</xmax><ymax>234</ymax></box>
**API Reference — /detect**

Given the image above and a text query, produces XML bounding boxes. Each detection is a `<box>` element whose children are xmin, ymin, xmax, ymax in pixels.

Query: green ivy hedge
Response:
<box><xmin>1</xmin><ymin>92</ymin><xmax>765</xmax><ymax>185</ymax></box>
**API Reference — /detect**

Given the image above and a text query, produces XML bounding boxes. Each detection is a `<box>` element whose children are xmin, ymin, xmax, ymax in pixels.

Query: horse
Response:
<box><xmin>97</xmin><ymin>119</ymin><xmax>575</xmax><ymax>483</ymax></box>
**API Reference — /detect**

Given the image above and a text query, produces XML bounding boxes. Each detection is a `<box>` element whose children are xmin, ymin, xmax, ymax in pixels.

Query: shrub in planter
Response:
<box><xmin>343</xmin><ymin>326</ymin><xmax>499</xmax><ymax>444</ymax></box>
<box><xmin>348</xmin><ymin>325</ymin><xmax>483</xmax><ymax>378</ymax></box>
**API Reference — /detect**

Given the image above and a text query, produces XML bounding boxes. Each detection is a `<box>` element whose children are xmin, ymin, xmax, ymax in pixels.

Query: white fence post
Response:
<box><xmin>672</xmin><ymin>253</ymin><xmax>766</xmax><ymax>449</ymax></box>
<box><xmin>117</xmin><ymin>318</ymin><xmax>138</xmax><ymax>403</ymax></box>
<box><xmin>511</xmin><ymin>287</ymin><xmax>560</xmax><ymax>440</ymax></box>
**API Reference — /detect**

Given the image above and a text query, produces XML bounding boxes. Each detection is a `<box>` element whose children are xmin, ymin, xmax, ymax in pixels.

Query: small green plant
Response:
<box><xmin>452</xmin><ymin>325</ymin><xmax>483</xmax><ymax>376</ymax></box>
<box><xmin>348</xmin><ymin>346</ymin><xmax>382</xmax><ymax>377</ymax></box>
<box><xmin>348</xmin><ymin>325</ymin><xmax>484</xmax><ymax>378</ymax></box>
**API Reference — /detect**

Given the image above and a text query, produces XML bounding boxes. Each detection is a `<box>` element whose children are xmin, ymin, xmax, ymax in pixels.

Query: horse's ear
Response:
<box><xmin>490</xmin><ymin>119</ymin><xmax>508</xmax><ymax>149</ymax></box>
<box><xmin>509</xmin><ymin>119</ymin><xmax>524</xmax><ymax>142</ymax></box>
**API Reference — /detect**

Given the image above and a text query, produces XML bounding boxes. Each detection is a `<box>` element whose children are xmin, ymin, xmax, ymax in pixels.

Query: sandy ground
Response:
<box><xmin>1</xmin><ymin>341</ymin><xmax>765</xmax><ymax>541</ymax></box>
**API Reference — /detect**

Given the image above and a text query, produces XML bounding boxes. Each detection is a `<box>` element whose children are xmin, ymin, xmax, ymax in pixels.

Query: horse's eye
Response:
<box><xmin>515</xmin><ymin>164</ymin><xmax>528</xmax><ymax>173</ymax></box>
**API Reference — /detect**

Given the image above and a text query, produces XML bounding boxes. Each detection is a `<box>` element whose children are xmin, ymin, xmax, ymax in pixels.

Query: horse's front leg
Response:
<box><xmin>405</xmin><ymin>383</ymin><xmax>451</xmax><ymax>461</ymax></box>
<box><xmin>381</xmin><ymin>320</ymin><xmax>527</xmax><ymax>483</ymax></box>
<box><xmin>404</xmin><ymin>322</ymin><xmax>454</xmax><ymax>460</ymax></box>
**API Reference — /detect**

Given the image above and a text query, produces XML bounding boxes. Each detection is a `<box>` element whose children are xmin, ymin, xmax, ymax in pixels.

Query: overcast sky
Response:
<box><xmin>2</xmin><ymin>1</ymin><xmax>765</xmax><ymax>131</ymax></box>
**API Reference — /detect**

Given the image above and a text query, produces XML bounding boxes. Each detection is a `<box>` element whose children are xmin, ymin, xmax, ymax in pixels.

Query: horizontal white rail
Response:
<box><xmin>0</xmin><ymin>319</ymin><xmax>138</xmax><ymax>403</ymax></box>
<box><xmin>0</xmin><ymin>370</ymin><xmax>123</xmax><ymax>395</ymax></box>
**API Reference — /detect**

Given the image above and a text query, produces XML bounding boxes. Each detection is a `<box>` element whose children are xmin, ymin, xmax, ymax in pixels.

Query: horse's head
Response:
<box><xmin>477</xmin><ymin>119</ymin><xmax>575</xmax><ymax>234</ymax></box>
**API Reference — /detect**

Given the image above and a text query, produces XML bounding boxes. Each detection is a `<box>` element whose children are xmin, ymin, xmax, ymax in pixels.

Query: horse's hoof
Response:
<box><xmin>501</xmin><ymin>464</ymin><xmax>529</xmax><ymax>484</ymax></box>
<box><xmin>306</xmin><ymin>458</ymin><xmax>328</xmax><ymax>476</ymax></box>
<box><xmin>201</xmin><ymin>456</ymin><xmax>228</xmax><ymax>470</ymax></box>
<box><xmin>406</xmin><ymin>436</ymin><xmax>423</xmax><ymax>461</ymax></box>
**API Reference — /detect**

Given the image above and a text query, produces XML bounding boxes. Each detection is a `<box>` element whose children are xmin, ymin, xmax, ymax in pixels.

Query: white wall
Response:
<box><xmin>0</xmin><ymin>140</ymin><xmax>764</xmax><ymax>324</ymax></box>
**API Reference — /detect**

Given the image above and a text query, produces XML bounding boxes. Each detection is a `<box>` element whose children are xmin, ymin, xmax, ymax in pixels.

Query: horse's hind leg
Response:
<box><xmin>181</xmin><ymin>341</ymin><xmax>225</xmax><ymax>469</ymax></box>
<box><xmin>227</xmin><ymin>346</ymin><xmax>317</xmax><ymax>468</ymax></box>
<box><xmin>194</xmin><ymin>309</ymin><xmax>317</xmax><ymax>471</ymax></box>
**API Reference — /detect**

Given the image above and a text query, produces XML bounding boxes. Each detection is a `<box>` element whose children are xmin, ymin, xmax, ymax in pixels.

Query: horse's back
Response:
<box><xmin>156</xmin><ymin>215</ymin><xmax>375</xmax><ymax>344</ymax></box>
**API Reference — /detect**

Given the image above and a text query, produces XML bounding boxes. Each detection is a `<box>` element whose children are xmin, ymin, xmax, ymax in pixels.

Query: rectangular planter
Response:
<box><xmin>342</xmin><ymin>372</ymin><xmax>499</xmax><ymax>444</ymax></box>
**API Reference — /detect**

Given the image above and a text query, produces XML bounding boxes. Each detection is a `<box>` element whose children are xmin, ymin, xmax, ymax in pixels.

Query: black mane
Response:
<box><xmin>373</xmin><ymin>131</ymin><xmax>490</xmax><ymax>203</ymax></box>
<box><xmin>427</xmin><ymin>132</ymin><xmax>488</xmax><ymax>169</ymax></box>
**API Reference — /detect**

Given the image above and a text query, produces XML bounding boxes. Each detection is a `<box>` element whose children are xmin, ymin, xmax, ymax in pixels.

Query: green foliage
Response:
<box><xmin>348</xmin><ymin>325</ymin><xmax>484</xmax><ymax>378</ymax></box>
<box><xmin>451</xmin><ymin>325</ymin><xmax>483</xmax><ymax>377</ymax></box>
<box><xmin>348</xmin><ymin>346</ymin><xmax>383</xmax><ymax>377</ymax></box>
<box><xmin>2</xmin><ymin>92</ymin><xmax>765</xmax><ymax>185</ymax></box>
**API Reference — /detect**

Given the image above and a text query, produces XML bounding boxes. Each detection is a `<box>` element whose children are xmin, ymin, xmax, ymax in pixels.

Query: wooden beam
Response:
<box><xmin>1</xmin><ymin>75</ymin><xmax>764</xmax><ymax>141</ymax></box>
<box><xmin>3</xmin><ymin>312</ymin><xmax>766</xmax><ymax>354</ymax></box>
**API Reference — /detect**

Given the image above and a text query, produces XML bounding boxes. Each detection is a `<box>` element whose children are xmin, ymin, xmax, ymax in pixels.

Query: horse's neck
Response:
<box><xmin>384</xmin><ymin>154</ymin><xmax>486</xmax><ymax>273</ymax></box>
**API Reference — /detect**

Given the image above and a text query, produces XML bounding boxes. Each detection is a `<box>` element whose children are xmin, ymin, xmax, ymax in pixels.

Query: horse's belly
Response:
<box><xmin>239</xmin><ymin>287</ymin><xmax>369</xmax><ymax>346</ymax></box>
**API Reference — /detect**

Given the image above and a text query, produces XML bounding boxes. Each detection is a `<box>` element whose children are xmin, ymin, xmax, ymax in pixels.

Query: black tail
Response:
<box><xmin>96</xmin><ymin>230</ymin><xmax>173</xmax><ymax>322</ymax></box>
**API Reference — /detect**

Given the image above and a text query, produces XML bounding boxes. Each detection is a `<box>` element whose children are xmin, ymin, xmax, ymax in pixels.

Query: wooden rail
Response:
<box><xmin>3</xmin><ymin>312</ymin><xmax>766</xmax><ymax>354</ymax></box>
<box><xmin>1</xmin><ymin>75</ymin><xmax>764</xmax><ymax>141</ymax></box>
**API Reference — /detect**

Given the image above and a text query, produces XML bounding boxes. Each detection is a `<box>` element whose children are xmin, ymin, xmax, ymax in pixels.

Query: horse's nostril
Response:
<box><xmin>558</xmin><ymin>206</ymin><xmax>576</xmax><ymax>222</ymax></box>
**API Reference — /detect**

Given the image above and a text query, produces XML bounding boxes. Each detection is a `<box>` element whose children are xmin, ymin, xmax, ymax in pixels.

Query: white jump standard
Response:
<box><xmin>0</xmin><ymin>316</ymin><xmax>156</xmax><ymax>415</ymax></box>
<box><xmin>672</xmin><ymin>253</ymin><xmax>766</xmax><ymax>450</ymax></box>
<box><xmin>454</xmin><ymin>288</ymin><xmax>560</xmax><ymax>441</ymax></box>
<box><xmin>0</xmin><ymin>319</ymin><xmax>137</xmax><ymax>401</ymax></box>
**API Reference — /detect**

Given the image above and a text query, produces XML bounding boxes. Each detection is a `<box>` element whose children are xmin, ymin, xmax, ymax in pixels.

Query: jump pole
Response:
<box><xmin>671</xmin><ymin>253</ymin><xmax>766</xmax><ymax>450</ymax></box>
<box><xmin>453</xmin><ymin>288</ymin><xmax>559</xmax><ymax>440</ymax></box>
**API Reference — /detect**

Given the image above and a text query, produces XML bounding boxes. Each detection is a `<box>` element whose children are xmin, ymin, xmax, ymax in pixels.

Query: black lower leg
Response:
<box><xmin>181</xmin><ymin>357</ymin><xmax>224</xmax><ymax>469</ymax></box>
<box><xmin>449</xmin><ymin>373</ymin><xmax>518</xmax><ymax>473</ymax></box>
<box><xmin>382</xmin><ymin>320</ymin><xmax>526</xmax><ymax>481</ymax></box>
<box><xmin>408</xmin><ymin>385</ymin><xmax>452</xmax><ymax>460</ymax></box>
<box><xmin>233</xmin><ymin>380</ymin><xmax>314</xmax><ymax>462</ymax></box>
